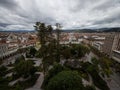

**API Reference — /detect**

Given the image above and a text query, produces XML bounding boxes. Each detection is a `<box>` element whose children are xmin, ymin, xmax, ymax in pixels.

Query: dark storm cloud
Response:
<box><xmin>0</xmin><ymin>23</ymin><xmax>11</xmax><ymax>27</ymax></box>
<box><xmin>0</xmin><ymin>0</ymin><xmax>18</xmax><ymax>9</ymax></box>
<box><xmin>92</xmin><ymin>12</ymin><xmax>120</xmax><ymax>25</ymax></box>
<box><xmin>92</xmin><ymin>0</ymin><xmax>120</xmax><ymax>12</ymax></box>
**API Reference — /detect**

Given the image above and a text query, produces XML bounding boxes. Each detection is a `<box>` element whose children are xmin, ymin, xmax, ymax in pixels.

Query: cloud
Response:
<box><xmin>92</xmin><ymin>0</ymin><xmax>120</xmax><ymax>12</ymax></box>
<box><xmin>93</xmin><ymin>13</ymin><xmax>120</xmax><ymax>25</ymax></box>
<box><xmin>0</xmin><ymin>0</ymin><xmax>120</xmax><ymax>30</ymax></box>
<box><xmin>0</xmin><ymin>0</ymin><xmax>18</xmax><ymax>9</ymax></box>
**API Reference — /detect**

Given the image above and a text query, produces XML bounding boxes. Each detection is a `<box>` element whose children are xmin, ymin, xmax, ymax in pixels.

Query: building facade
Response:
<box><xmin>103</xmin><ymin>33</ymin><xmax>120</xmax><ymax>62</ymax></box>
<box><xmin>0</xmin><ymin>32</ymin><xmax>37</xmax><ymax>59</ymax></box>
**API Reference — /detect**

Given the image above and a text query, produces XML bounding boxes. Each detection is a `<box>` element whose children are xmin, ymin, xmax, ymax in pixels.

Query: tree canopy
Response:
<box><xmin>46</xmin><ymin>71</ymin><xmax>84</xmax><ymax>90</ymax></box>
<box><xmin>14</xmin><ymin>60</ymin><xmax>36</xmax><ymax>78</ymax></box>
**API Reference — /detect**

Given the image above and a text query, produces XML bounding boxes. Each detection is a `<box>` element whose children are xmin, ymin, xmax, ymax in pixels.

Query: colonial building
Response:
<box><xmin>0</xmin><ymin>44</ymin><xmax>9</xmax><ymax>59</ymax></box>
<box><xmin>60</xmin><ymin>33</ymin><xmax>83</xmax><ymax>44</ymax></box>
<box><xmin>103</xmin><ymin>33</ymin><xmax>120</xmax><ymax>62</ymax></box>
<box><xmin>103</xmin><ymin>33</ymin><xmax>115</xmax><ymax>56</ymax></box>
<box><xmin>0</xmin><ymin>32</ymin><xmax>38</xmax><ymax>59</ymax></box>
<box><xmin>111</xmin><ymin>33</ymin><xmax>120</xmax><ymax>62</ymax></box>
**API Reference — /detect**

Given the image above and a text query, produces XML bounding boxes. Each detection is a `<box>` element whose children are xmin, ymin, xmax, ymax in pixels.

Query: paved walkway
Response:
<box><xmin>106</xmin><ymin>78</ymin><xmax>120</xmax><ymax>90</ymax></box>
<box><xmin>106</xmin><ymin>73</ymin><xmax>120</xmax><ymax>90</ymax></box>
<box><xmin>85</xmin><ymin>52</ymin><xmax>98</xmax><ymax>62</ymax></box>
<box><xmin>2</xmin><ymin>53</ymin><xmax>24</xmax><ymax>66</ymax></box>
<box><xmin>26</xmin><ymin>72</ymin><xmax>44</xmax><ymax>90</ymax></box>
<box><xmin>26</xmin><ymin>58</ymin><xmax>42</xmax><ymax>67</ymax></box>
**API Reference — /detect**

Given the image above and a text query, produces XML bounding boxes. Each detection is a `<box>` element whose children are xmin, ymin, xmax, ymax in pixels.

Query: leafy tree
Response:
<box><xmin>0</xmin><ymin>66</ymin><xmax>7</xmax><ymax>77</ymax></box>
<box><xmin>29</xmin><ymin>47</ymin><xmax>37</xmax><ymax>57</ymax></box>
<box><xmin>70</xmin><ymin>47</ymin><xmax>77</xmax><ymax>57</ymax></box>
<box><xmin>42</xmin><ymin>63</ymin><xmax>68</xmax><ymax>88</ymax></box>
<box><xmin>90</xmin><ymin>46</ymin><xmax>112</xmax><ymax>77</ymax></box>
<box><xmin>15</xmin><ymin>55</ymin><xmax>25</xmax><ymax>64</ymax></box>
<box><xmin>42</xmin><ymin>56</ymin><xmax>56</xmax><ymax>73</ymax></box>
<box><xmin>26</xmin><ymin>47</ymin><xmax>37</xmax><ymax>58</ymax></box>
<box><xmin>0</xmin><ymin>59</ymin><xmax>3</xmax><ymax>65</ymax></box>
<box><xmin>46</xmin><ymin>71</ymin><xmax>84</xmax><ymax>90</ymax></box>
<box><xmin>64</xmin><ymin>59</ymin><xmax>81</xmax><ymax>69</ymax></box>
<box><xmin>61</xmin><ymin>47</ymin><xmax>71</xmax><ymax>59</ymax></box>
<box><xmin>34</xmin><ymin>22</ymin><xmax>55</xmax><ymax>75</ymax></box>
<box><xmin>91</xmin><ymin>58</ymin><xmax>99</xmax><ymax>65</ymax></box>
<box><xmin>17</xmin><ymin>48</ymin><xmax>27</xmax><ymax>54</ymax></box>
<box><xmin>56</xmin><ymin>23</ymin><xmax>61</xmax><ymax>62</ymax></box>
<box><xmin>14</xmin><ymin>60</ymin><xmax>36</xmax><ymax>78</ymax></box>
<box><xmin>14</xmin><ymin>84</ymin><xmax>24</xmax><ymax>90</ymax></box>
<box><xmin>115</xmin><ymin>63</ymin><xmax>120</xmax><ymax>73</ymax></box>
<box><xmin>99</xmin><ymin>57</ymin><xmax>112</xmax><ymax>77</ymax></box>
<box><xmin>85</xmin><ymin>85</ymin><xmax>96</xmax><ymax>90</ymax></box>
<box><xmin>83</xmin><ymin>63</ymin><xmax>110</xmax><ymax>90</ymax></box>
<box><xmin>91</xmin><ymin>57</ymin><xmax>99</xmax><ymax>71</ymax></box>
<box><xmin>70</xmin><ymin>44</ymin><xmax>90</xmax><ymax>58</ymax></box>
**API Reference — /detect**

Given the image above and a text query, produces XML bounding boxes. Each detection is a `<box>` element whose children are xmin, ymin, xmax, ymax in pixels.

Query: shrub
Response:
<box><xmin>0</xmin><ymin>66</ymin><xmax>7</xmax><ymax>76</ymax></box>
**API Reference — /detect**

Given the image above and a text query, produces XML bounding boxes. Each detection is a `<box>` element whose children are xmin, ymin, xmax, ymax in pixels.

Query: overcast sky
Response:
<box><xmin>0</xmin><ymin>0</ymin><xmax>120</xmax><ymax>30</ymax></box>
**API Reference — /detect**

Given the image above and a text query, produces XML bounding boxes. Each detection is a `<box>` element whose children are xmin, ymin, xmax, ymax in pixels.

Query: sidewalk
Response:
<box><xmin>26</xmin><ymin>72</ymin><xmax>44</xmax><ymax>90</ymax></box>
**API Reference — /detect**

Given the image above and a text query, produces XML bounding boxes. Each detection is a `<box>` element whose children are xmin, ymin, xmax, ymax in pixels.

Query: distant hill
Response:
<box><xmin>53</xmin><ymin>29</ymin><xmax>97</xmax><ymax>33</ymax></box>
<box><xmin>99</xmin><ymin>28</ymin><xmax>120</xmax><ymax>32</ymax></box>
<box><xmin>60</xmin><ymin>27</ymin><xmax>120</xmax><ymax>33</ymax></box>
<box><xmin>0</xmin><ymin>27</ymin><xmax>120</xmax><ymax>33</ymax></box>
<box><xmin>0</xmin><ymin>30</ymin><xmax>35</xmax><ymax>33</ymax></box>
